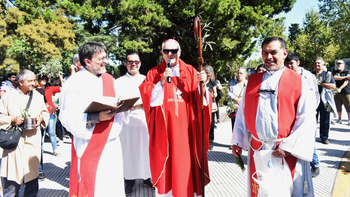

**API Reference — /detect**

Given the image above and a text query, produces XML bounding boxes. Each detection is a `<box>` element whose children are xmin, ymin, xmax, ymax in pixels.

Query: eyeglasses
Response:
<box><xmin>127</xmin><ymin>60</ymin><xmax>140</xmax><ymax>64</ymax></box>
<box><xmin>163</xmin><ymin>49</ymin><xmax>179</xmax><ymax>54</ymax></box>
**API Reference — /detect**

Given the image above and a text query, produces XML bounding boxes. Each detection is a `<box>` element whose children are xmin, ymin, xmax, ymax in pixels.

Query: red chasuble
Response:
<box><xmin>139</xmin><ymin>59</ymin><xmax>211</xmax><ymax>196</ymax></box>
<box><xmin>69</xmin><ymin>73</ymin><xmax>115</xmax><ymax>197</ymax></box>
<box><xmin>244</xmin><ymin>68</ymin><xmax>301</xmax><ymax>197</ymax></box>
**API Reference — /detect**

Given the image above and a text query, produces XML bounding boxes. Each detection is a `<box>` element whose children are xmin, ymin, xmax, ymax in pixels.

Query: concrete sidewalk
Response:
<box><xmin>35</xmin><ymin>106</ymin><xmax>350</xmax><ymax>196</ymax></box>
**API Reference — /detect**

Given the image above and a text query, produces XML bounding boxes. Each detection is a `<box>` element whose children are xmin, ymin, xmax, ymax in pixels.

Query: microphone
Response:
<box><xmin>167</xmin><ymin>59</ymin><xmax>173</xmax><ymax>83</ymax></box>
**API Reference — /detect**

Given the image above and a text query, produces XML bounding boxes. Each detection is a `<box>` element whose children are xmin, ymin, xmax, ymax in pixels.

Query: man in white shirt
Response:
<box><xmin>59</xmin><ymin>41</ymin><xmax>126</xmax><ymax>197</ymax></box>
<box><xmin>285</xmin><ymin>52</ymin><xmax>321</xmax><ymax>178</ymax></box>
<box><xmin>231</xmin><ymin>37</ymin><xmax>316</xmax><ymax>197</ymax></box>
<box><xmin>0</xmin><ymin>73</ymin><xmax>17</xmax><ymax>97</ymax></box>
<box><xmin>116</xmin><ymin>52</ymin><xmax>152</xmax><ymax>195</ymax></box>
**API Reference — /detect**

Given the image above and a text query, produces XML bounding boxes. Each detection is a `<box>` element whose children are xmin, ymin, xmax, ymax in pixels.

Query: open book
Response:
<box><xmin>84</xmin><ymin>96</ymin><xmax>140</xmax><ymax>113</ymax></box>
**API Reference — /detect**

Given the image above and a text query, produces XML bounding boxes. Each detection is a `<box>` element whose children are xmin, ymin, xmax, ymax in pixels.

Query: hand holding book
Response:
<box><xmin>84</xmin><ymin>97</ymin><xmax>140</xmax><ymax>113</ymax></box>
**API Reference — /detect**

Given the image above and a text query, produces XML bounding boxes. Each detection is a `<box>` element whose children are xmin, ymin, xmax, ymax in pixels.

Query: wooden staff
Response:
<box><xmin>194</xmin><ymin>17</ymin><xmax>205</xmax><ymax>197</ymax></box>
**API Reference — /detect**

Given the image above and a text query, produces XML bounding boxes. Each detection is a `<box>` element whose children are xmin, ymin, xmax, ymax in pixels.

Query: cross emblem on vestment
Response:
<box><xmin>175</xmin><ymin>89</ymin><xmax>182</xmax><ymax>99</ymax></box>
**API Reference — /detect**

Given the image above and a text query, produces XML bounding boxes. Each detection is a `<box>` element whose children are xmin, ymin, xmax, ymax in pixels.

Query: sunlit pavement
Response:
<box><xmin>35</xmin><ymin>107</ymin><xmax>350</xmax><ymax>196</ymax></box>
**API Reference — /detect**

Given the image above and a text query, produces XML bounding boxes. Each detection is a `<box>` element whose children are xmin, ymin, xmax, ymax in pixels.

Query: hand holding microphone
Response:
<box><xmin>161</xmin><ymin>59</ymin><xmax>174</xmax><ymax>86</ymax></box>
<box><xmin>167</xmin><ymin>59</ymin><xmax>174</xmax><ymax>83</ymax></box>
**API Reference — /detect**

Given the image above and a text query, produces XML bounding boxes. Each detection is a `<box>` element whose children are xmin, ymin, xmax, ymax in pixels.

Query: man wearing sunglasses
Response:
<box><xmin>116</xmin><ymin>52</ymin><xmax>153</xmax><ymax>195</ymax></box>
<box><xmin>139</xmin><ymin>39</ymin><xmax>211</xmax><ymax>197</ymax></box>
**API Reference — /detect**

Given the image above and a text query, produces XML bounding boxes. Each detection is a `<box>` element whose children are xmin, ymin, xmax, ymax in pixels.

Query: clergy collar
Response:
<box><xmin>81</xmin><ymin>67</ymin><xmax>104</xmax><ymax>78</ymax></box>
<box><xmin>172</xmin><ymin>64</ymin><xmax>179</xmax><ymax>69</ymax></box>
<box><xmin>126</xmin><ymin>72</ymin><xmax>140</xmax><ymax>78</ymax></box>
<box><xmin>266</xmin><ymin>66</ymin><xmax>285</xmax><ymax>75</ymax></box>
<box><xmin>172</xmin><ymin>64</ymin><xmax>180</xmax><ymax>77</ymax></box>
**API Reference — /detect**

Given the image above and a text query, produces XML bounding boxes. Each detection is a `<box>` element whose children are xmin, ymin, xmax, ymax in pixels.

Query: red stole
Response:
<box><xmin>244</xmin><ymin>69</ymin><xmax>301</xmax><ymax>197</ymax></box>
<box><xmin>69</xmin><ymin>73</ymin><xmax>115</xmax><ymax>197</ymax></box>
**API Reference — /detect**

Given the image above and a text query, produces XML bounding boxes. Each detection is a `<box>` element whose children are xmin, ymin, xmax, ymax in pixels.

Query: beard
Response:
<box><xmin>91</xmin><ymin>65</ymin><xmax>106</xmax><ymax>75</ymax></box>
<box><xmin>266</xmin><ymin>64</ymin><xmax>279</xmax><ymax>71</ymax></box>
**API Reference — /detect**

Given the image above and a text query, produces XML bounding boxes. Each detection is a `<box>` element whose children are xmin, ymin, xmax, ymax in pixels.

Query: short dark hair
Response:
<box><xmin>78</xmin><ymin>42</ymin><xmax>106</xmax><ymax>67</ymax></box>
<box><xmin>255</xmin><ymin>64</ymin><xmax>265</xmax><ymax>73</ymax></box>
<box><xmin>261</xmin><ymin>37</ymin><xmax>287</xmax><ymax>50</ymax></box>
<box><xmin>285</xmin><ymin>52</ymin><xmax>299</xmax><ymax>62</ymax></box>
<box><xmin>126</xmin><ymin>52</ymin><xmax>140</xmax><ymax>61</ymax></box>
<box><xmin>38</xmin><ymin>75</ymin><xmax>49</xmax><ymax>82</ymax></box>
<box><xmin>7</xmin><ymin>73</ymin><xmax>16</xmax><ymax>78</ymax></box>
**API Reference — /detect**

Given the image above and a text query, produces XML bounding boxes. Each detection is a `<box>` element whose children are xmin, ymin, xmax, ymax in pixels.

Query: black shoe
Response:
<box><xmin>311</xmin><ymin>166</ymin><xmax>320</xmax><ymax>178</ymax></box>
<box><xmin>228</xmin><ymin>146</ymin><xmax>232</xmax><ymax>150</ymax></box>
<box><xmin>214</xmin><ymin>125</ymin><xmax>217</xmax><ymax>129</ymax></box>
<box><xmin>321</xmin><ymin>138</ymin><xmax>329</xmax><ymax>144</ymax></box>
<box><xmin>38</xmin><ymin>173</ymin><xmax>45</xmax><ymax>181</ymax></box>
<box><xmin>209</xmin><ymin>143</ymin><xmax>213</xmax><ymax>150</ymax></box>
<box><xmin>143</xmin><ymin>178</ymin><xmax>154</xmax><ymax>188</ymax></box>
<box><xmin>124</xmin><ymin>181</ymin><xmax>135</xmax><ymax>195</ymax></box>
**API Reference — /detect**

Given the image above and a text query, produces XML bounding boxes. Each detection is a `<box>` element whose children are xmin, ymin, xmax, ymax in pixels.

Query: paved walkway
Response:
<box><xmin>35</xmin><ymin>107</ymin><xmax>350</xmax><ymax>197</ymax></box>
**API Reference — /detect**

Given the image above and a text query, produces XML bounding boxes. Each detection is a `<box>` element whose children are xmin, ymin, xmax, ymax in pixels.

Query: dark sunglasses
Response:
<box><xmin>127</xmin><ymin>60</ymin><xmax>140</xmax><ymax>64</ymax></box>
<box><xmin>163</xmin><ymin>49</ymin><xmax>179</xmax><ymax>54</ymax></box>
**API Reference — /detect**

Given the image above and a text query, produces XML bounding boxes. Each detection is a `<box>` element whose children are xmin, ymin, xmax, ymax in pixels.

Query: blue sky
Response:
<box><xmin>279</xmin><ymin>0</ymin><xmax>320</xmax><ymax>29</ymax></box>
<box><xmin>246</xmin><ymin>0</ymin><xmax>320</xmax><ymax>62</ymax></box>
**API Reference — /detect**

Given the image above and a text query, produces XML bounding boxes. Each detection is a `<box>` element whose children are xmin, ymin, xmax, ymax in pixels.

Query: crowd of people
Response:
<box><xmin>0</xmin><ymin>36</ymin><xmax>348</xmax><ymax>197</ymax></box>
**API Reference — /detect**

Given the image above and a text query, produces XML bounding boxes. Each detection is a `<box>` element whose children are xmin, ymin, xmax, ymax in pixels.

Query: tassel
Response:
<box><xmin>303</xmin><ymin>180</ymin><xmax>309</xmax><ymax>194</ymax></box>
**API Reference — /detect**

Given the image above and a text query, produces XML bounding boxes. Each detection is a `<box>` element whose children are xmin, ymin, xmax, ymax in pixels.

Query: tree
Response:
<box><xmin>288</xmin><ymin>23</ymin><xmax>302</xmax><ymax>50</ymax></box>
<box><xmin>259</xmin><ymin>17</ymin><xmax>287</xmax><ymax>42</ymax></box>
<box><xmin>0</xmin><ymin>1</ymin><xmax>75</xmax><ymax>74</ymax></box>
<box><xmin>319</xmin><ymin>0</ymin><xmax>350</xmax><ymax>59</ymax></box>
<box><xmin>290</xmin><ymin>9</ymin><xmax>339</xmax><ymax>70</ymax></box>
<box><xmin>58</xmin><ymin>0</ymin><xmax>297</xmax><ymax>77</ymax></box>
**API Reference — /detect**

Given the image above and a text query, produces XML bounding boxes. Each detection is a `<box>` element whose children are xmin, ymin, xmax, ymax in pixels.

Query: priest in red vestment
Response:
<box><xmin>139</xmin><ymin>39</ymin><xmax>211</xmax><ymax>197</ymax></box>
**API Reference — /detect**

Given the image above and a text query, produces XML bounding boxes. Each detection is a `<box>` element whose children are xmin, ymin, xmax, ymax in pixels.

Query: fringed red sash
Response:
<box><xmin>69</xmin><ymin>73</ymin><xmax>115</xmax><ymax>197</ymax></box>
<box><xmin>244</xmin><ymin>69</ymin><xmax>301</xmax><ymax>197</ymax></box>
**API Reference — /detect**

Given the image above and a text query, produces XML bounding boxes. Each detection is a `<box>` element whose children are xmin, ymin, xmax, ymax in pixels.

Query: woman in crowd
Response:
<box><xmin>204</xmin><ymin>65</ymin><xmax>217</xmax><ymax>150</ymax></box>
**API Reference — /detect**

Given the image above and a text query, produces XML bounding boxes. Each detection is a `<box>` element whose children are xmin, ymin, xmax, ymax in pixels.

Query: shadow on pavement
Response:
<box><xmin>331</xmin><ymin>127</ymin><xmax>350</xmax><ymax>133</ymax></box>
<box><xmin>38</xmin><ymin>189</ymin><xmax>69</xmax><ymax>197</ymax></box>
<box><xmin>42</xmin><ymin>162</ymin><xmax>70</xmax><ymax>188</ymax></box>
<box><xmin>315</xmin><ymin>138</ymin><xmax>350</xmax><ymax>146</ymax></box>
<box><xmin>208</xmin><ymin>142</ymin><xmax>248</xmax><ymax>165</ymax></box>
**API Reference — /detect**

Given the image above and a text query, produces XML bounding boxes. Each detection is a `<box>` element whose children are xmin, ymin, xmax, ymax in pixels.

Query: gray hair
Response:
<box><xmin>72</xmin><ymin>54</ymin><xmax>79</xmax><ymax>64</ymax></box>
<box><xmin>315</xmin><ymin>57</ymin><xmax>325</xmax><ymax>64</ymax></box>
<box><xmin>17</xmin><ymin>69</ymin><xmax>35</xmax><ymax>82</ymax></box>
<box><xmin>161</xmin><ymin>39</ymin><xmax>181</xmax><ymax>51</ymax></box>
<box><xmin>203</xmin><ymin>65</ymin><xmax>214</xmax><ymax>75</ymax></box>
<box><xmin>238</xmin><ymin>67</ymin><xmax>247</xmax><ymax>74</ymax></box>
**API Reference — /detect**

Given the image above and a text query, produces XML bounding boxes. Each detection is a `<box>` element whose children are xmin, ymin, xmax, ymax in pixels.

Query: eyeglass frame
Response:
<box><xmin>163</xmin><ymin>49</ymin><xmax>179</xmax><ymax>55</ymax></box>
<box><xmin>127</xmin><ymin>60</ymin><xmax>141</xmax><ymax>65</ymax></box>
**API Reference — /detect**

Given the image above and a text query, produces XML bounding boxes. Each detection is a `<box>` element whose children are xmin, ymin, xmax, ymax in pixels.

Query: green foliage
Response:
<box><xmin>258</xmin><ymin>17</ymin><xmax>287</xmax><ymax>44</ymax></box>
<box><xmin>60</xmin><ymin>0</ymin><xmax>296</xmax><ymax>77</ymax></box>
<box><xmin>318</xmin><ymin>0</ymin><xmax>350</xmax><ymax>59</ymax></box>
<box><xmin>288</xmin><ymin>23</ymin><xmax>302</xmax><ymax>43</ymax></box>
<box><xmin>287</xmin><ymin>9</ymin><xmax>339</xmax><ymax>70</ymax></box>
<box><xmin>38</xmin><ymin>57</ymin><xmax>62</xmax><ymax>79</ymax></box>
<box><xmin>0</xmin><ymin>2</ymin><xmax>75</xmax><ymax>74</ymax></box>
<box><xmin>1</xmin><ymin>0</ymin><xmax>298</xmax><ymax>78</ymax></box>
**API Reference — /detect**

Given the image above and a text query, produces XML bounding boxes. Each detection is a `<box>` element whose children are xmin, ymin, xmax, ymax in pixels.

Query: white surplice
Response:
<box><xmin>59</xmin><ymin>68</ymin><xmax>126</xmax><ymax>197</ymax></box>
<box><xmin>231</xmin><ymin>67</ymin><xmax>316</xmax><ymax>197</ymax></box>
<box><xmin>115</xmin><ymin>73</ymin><xmax>152</xmax><ymax>180</ymax></box>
